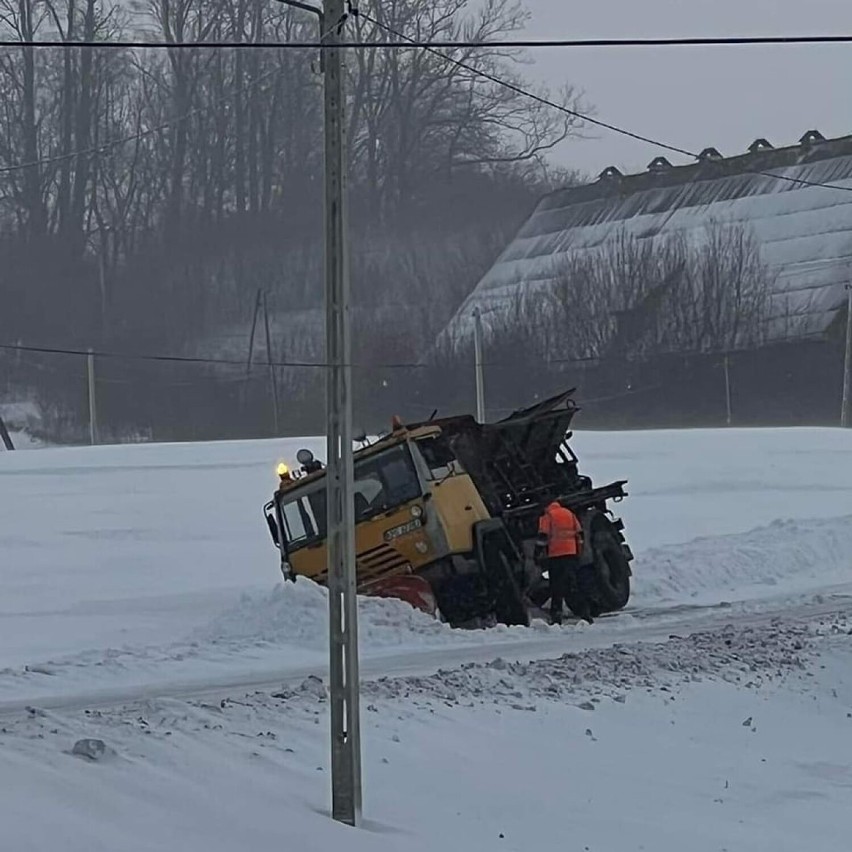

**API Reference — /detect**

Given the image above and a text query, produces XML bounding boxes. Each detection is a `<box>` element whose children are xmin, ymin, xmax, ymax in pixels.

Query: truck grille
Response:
<box><xmin>309</xmin><ymin>543</ymin><xmax>410</xmax><ymax>587</ymax></box>
<box><xmin>357</xmin><ymin>544</ymin><xmax>410</xmax><ymax>583</ymax></box>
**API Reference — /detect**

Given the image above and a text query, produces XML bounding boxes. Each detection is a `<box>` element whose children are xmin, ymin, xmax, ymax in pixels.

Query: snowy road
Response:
<box><xmin>3</xmin><ymin>604</ymin><xmax>851</xmax><ymax>852</ymax></box>
<box><xmin>3</xmin><ymin>586</ymin><xmax>852</xmax><ymax>719</ymax></box>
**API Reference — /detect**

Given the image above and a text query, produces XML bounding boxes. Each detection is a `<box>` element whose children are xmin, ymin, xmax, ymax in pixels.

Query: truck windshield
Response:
<box><xmin>278</xmin><ymin>443</ymin><xmax>421</xmax><ymax>550</ymax></box>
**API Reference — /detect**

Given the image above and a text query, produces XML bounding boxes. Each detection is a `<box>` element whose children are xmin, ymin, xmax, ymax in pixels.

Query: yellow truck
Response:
<box><xmin>264</xmin><ymin>389</ymin><xmax>633</xmax><ymax>627</ymax></box>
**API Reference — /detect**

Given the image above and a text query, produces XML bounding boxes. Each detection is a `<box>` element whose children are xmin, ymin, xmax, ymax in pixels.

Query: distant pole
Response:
<box><xmin>473</xmin><ymin>307</ymin><xmax>486</xmax><ymax>423</ymax></box>
<box><xmin>246</xmin><ymin>288</ymin><xmax>263</xmax><ymax>376</ymax></box>
<box><xmin>87</xmin><ymin>348</ymin><xmax>98</xmax><ymax>446</ymax></box>
<box><xmin>262</xmin><ymin>290</ymin><xmax>280</xmax><ymax>435</ymax></box>
<box><xmin>0</xmin><ymin>414</ymin><xmax>13</xmax><ymax>450</ymax></box>
<box><xmin>842</xmin><ymin>285</ymin><xmax>852</xmax><ymax>428</ymax></box>
<box><xmin>723</xmin><ymin>354</ymin><xmax>732</xmax><ymax>427</ymax></box>
<box><xmin>323</xmin><ymin>0</ymin><xmax>362</xmax><ymax>827</ymax></box>
<box><xmin>0</xmin><ymin>344</ymin><xmax>12</xmax><ymax>449</ymax></box>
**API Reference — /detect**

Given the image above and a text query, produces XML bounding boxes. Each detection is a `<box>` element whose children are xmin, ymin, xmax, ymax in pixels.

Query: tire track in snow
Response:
<box><xmin>2</xmin><ymin>590</ymin><xmax>851</xmax><ymax>720</ymax></box>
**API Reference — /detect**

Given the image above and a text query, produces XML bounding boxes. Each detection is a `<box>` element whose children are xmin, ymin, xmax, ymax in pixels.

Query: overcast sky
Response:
<box><xmin>521</xmin><ymin>0</ymin><xmax>852</xmax><ymax>177</ymax></box>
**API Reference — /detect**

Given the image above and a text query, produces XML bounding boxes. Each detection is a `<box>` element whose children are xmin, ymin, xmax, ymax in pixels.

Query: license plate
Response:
<box><xmin>383</xmin><ymin>518</ymin><xmax>423</xmax><ymax>541</ymax></box>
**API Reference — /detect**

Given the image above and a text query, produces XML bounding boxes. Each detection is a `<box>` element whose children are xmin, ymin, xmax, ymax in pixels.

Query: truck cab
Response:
<box><xmin>265</xmin><ymin>426</ymin><xmax>492</xmax><ymax>612</ymax></box>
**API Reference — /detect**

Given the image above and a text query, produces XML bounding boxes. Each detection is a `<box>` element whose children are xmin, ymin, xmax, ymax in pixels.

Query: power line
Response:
<box><xmin>358</xmin><ymin>10</ymin><xmax>852</xmax><ymax>195</ymax></box>
<box><xmin>5</xmin><ymin>337</ymin><xmax>827</xmax><ymax>375</ymax></box>
<box><xmin>0</xmin><ymin>22</ymin><xmax>850</xmax><ymax>190</ymax></box>
<box><xmin>0</xmin><ymin>340</ymin><xmax>603</xmax><ymax>370</ymax></box>
<box><xmin>405</xmin><ymin>379</ymin><xmax>662</xmax><ymax>414</ymax></box>
<box><xmin>0</xmin><ymin>341</ymin><xmax>363</xmax><ymax>369</ymax></box>
<box><xmin>356</xmin><ymin>10</ymin><xmax>692</xmax><ymax>158</ymax></box>
<box><xmin>2</xmin><ymin>34</ymin><xmax>852</xmax><ymax>49</ymax></box>
<box><xmin>1</xmin><ymin>22</ymin><xmax>850</xmax><ymax>189</ymax></box>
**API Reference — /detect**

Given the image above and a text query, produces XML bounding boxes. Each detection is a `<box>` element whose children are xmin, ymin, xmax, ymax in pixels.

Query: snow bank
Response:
<box><xmin>4</xmin><ymin>426</ymin><xmax>852</xmax><ymax>673</ymax></box>
<box><xmin>5</xmin><ymin>430</ymin><xmax>45</xmax><ymax>449</ymax></box>
<box><xmin>199</xmin><ymin>514</ymin><xmax>852</xmax><ymax>655</ymax></box>
<box><xmin>634</xmin><ymin>515</ymin><xmax>852</xmax><ymax>606</ymax></box>
<box><xmin>361</xmin><ymin>611</ymin><xmax>845</xmax><ymax>706</ymax></box>
<box><xmin>197</xmin><ymin>577</ymin><xmax>457</xmax><ymax>650</ymax></box>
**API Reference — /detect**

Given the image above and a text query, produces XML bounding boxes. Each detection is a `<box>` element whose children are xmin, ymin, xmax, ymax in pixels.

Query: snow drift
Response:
<box><xmin>197</xmin><ymin>577</ymin><xmax>458</xmax><ymax>650</ymax></box>
<box><xmin>633</xmin><ymin>515</ymin><xmax>852</xmax><ymax>606</ymax></box>
<box><xmin>197</xmin><ymin>514</ymin><xmax>852</xmax><ymax>655</ymax></box>
<box><xmin>4</xmin><ymin>426</ymin><xmax>852</xmax><ymax>679</ymax></box>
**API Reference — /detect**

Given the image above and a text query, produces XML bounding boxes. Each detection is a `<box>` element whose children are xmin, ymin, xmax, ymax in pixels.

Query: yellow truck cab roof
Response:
<box><xmin>276</xmin><ymin>423</ymin><xmax>442</xmax><ymax>495</ymax></box>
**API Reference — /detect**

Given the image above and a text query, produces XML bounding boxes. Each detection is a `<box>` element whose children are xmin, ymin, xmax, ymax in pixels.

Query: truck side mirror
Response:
<box><xmin>266</xmin><ymin>513</ymin><xmax>280</xmax><ymax>547</ymax></box>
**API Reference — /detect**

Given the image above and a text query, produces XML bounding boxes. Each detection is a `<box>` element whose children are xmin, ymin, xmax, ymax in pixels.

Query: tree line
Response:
<box><xmin>416</xmin><ymin>222</ymin><xmax>813</xmax><ymax>426</ymax></box>
<box><xmin>4</xmin><ymin>0</ymin><xmax>809</xmax><ymax>440</ymax></box>
<box><xmin>0</xmin><ymin>0</ymin><xmax>587</xmax><ymax>439</ymax></box>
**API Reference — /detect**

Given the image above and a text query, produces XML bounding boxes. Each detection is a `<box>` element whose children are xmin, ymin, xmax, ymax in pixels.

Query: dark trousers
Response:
<box><xmin>547</xmin><ymin>555</ymin><xmax>583</xmax><ymax>621</ymax></box>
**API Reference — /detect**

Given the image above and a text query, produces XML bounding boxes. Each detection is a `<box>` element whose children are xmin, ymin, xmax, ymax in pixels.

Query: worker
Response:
<box><xmin>536</xmin><ymin>501</ymin><xmax>590</xmax><ymax>625</ymax></box>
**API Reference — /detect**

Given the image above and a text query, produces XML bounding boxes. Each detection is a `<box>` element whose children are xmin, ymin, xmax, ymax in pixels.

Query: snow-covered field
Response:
<box><xmin>4</xmin><ymin>611</ymin><xmax>852</xmax><ymax>852</ymax></box>
<box><xmin>2</xmin><ymin>427</ymin><xmax>852</xmax><ymax>850</ymax></box>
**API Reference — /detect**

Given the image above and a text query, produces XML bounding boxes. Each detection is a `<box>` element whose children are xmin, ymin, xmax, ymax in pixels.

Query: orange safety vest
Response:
<box><xmin>538</xmin><ymin>502</ymin><xmax>582</xmax><ymax>558</ymax></box>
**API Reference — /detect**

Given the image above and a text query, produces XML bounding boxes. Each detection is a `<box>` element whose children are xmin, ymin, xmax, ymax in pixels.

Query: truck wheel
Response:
<box><xmin>493</xmin><ymin>551</ymin><xmax>530</xmax><ymax>627</ymax></box>
<box><xmin>591</xmin><ymin>527</ymin><xmax>631</xmax><ymax>611</ymax></box>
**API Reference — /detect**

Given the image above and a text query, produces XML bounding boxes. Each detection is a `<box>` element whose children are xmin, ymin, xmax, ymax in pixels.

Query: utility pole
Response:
<box><xmin>262</xmin><ymin>290</ymin><xmax>280</xmax><ymax>435</ymax></box>
<box><xmin>246</xmin><ymin>288</ymin><xmax>263</xmax><ymax>376</ymax></box>
<box><xmin>322</xmin><ymin>0</ymin><xmax>361</xmax><ymax>827</ymax></box>
<box><xmin>842</xmin><ymin>285</ymin><xmax>852</xmax><ymax>427</ymax></box>
<box><xmin>723</xmin><ymin>354</ymin><xmax>732</xmax><ymax>427</ymax></box>
<box><xmin>473</xmin><ymin>306</ymin><xmax>486</xmax><ymax>423</ymax></box>
<box><xmin>0</xmin><ymin>413</ymin><xmax>13</xmax><ymax>450</ymax></box>
<box><xmin>87</xmin><ymin>348</ymin><xmax>98</xmax><ymax>446</ymax></box>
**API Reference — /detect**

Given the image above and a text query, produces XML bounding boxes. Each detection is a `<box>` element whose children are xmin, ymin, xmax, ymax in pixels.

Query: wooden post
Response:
<box><xmin>87</xmin><ymin>349</ymin><xmax>98</xmax><ymax>445</ymax></box>
<box><xmin>842</xmin><ymin>285</ymin><xmax>852</xmax><ymax>428</ymax></box>
<box><xmin>262</xmin><ymin>290</ymin><xmax>280</xmax><ymax>435</ymax></box>
<box><xmin>723</xmin><ymin>354</ymin><xmax>732</xmax><ymax>426</ymax></box>
<box><xmin>0</xmin><ymin>413</ymin><xmax>14</xmax><ymax>450</ymax></box>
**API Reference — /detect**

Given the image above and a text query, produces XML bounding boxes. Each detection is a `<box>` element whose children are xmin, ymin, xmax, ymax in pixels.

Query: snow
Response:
<box><xmin>2</xmin><ymin>427</ymin><xmax>852</xmax><ymax>849</ymax></box>
<box><xmin>1</xmin><ymin>400</ymin><xmax>46</xmax><ymax>449</ymax></box>
<box><xmin>635</xmin><ymin>516</ymin><xmax>852</xmax><ymax>607</ymax></box>
<box><xmin>196</xmin><ymin>577</ymin><xmax>455</xmax><ymax>650</ymax></box>
<box><xmin>1</xmin><ymin>427</ymin><xmax>852</xmax><ymax>688</ymax></box>
<box><xmin>569</xmin><ymin>425</ymin><xmax>852</xmax><ymax>552</ymax></box>
<box><xmin>3</xmin><ymin>613</ymin><xmax>851</xmax><ymax>852</ymax></box>
<box><xmin>4</xmin><ymin>430</ymin><xmax>43</xmax><ymax>449</ymax></box>
<box><xmin>0</xmin><ymin>436</ymin><xmax>322</xmax><ymax>665</ymax></box>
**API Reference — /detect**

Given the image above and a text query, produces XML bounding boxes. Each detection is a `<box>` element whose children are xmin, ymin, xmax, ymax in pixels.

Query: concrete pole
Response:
<box><xmin>473</xmin><ymin>307</ymin><xmax>485</xmax><ymax>423</ymax></box>
<box><xmin>842</xmin><ymin>285</ymin><xmax>852</xmax><ymax>428</ymax></box>
<box><xmin>87</xmin><ymin>348</ymin><xmax>98</xmax><ymax>446</ymax></box>
<box><xmin>323</xmin><ymin>0</ymin><xmax>362</xmax><ymax>827</ymax></box>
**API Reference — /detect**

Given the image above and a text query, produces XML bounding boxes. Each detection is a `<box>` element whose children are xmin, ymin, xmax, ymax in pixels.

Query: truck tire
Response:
<box><xmin>474</xmin><ymin>521</ymin><xmax>530</xmax><ymax>627</ymax></box>
<box><xmin>591</xmin><ymin>526</ymin><xmax>631</xmax><ymax>611</ymax></box>
<box><xmin>492</xmin><ymin>550</ymin><xmax>530</xmax><ymax>627</ymax></box>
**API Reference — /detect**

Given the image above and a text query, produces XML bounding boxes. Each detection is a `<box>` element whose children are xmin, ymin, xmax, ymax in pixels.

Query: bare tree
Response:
<box><xmin>348</xmin><ymin>0</ymin><xmax>585</xmax><ymax>220</ymax></box>
<box><xmin>0</xmin><ymin>0</ymin><xmax>590</xmax><ymax>439</ymax></box>
<box><xmin>536</xmin><ymin>222</ymin><xmax>775</xmax><ymax>363</ymax></box>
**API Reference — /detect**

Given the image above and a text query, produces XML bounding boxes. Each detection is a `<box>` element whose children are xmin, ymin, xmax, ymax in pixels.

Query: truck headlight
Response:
<box><xmin>411</xmin><ymin>505</ymin><xmax>423</xmax><ymax>518</ymax></box>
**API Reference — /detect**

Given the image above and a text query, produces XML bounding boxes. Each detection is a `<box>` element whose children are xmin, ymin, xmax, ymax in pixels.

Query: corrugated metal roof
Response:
<box><xmin>441</xmin><ymin>134</ymin><xmax>852</xmax><ymax>346</ymax></box>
